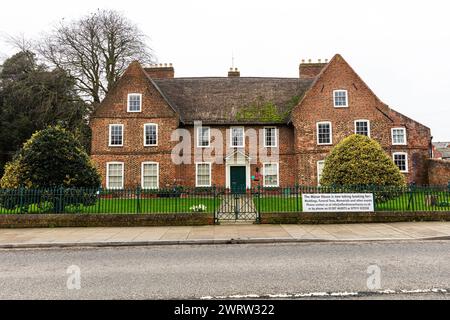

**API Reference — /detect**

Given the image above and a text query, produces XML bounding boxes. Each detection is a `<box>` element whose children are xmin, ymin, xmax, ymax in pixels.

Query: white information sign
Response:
<box><xmin>302</xmin><ymin>193</ymin><xmax>374</xmax><ymax>212</ymax></box>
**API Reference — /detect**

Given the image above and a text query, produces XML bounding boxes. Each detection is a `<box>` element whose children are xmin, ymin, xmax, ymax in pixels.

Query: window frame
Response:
<box><xmin>195</xmin><ymin>162</ymin><xmax>212</xmax><ymax>187</ymax></box>
<box><xmin>393</xmin><ymin>152</ymin><xmax>409</xmax><ymax>173</ymax></box>
<box><xmin>141</xmin><ymin>162</ymin><xmax>159</xmax><ymax>189</ymax></box>
<box><xmin>333</xmin><ymin>90</ymin><xmax>348</xmax><ymax>108</ymax></box>
<box><xmin>108</xmin><ymin>124</ymin><xmax>124</xmax><ymax>147</ymax></box>
<box><xmin>391</xmin><ymin>127</ymin><xmax>407</xmax><ymax>146</ymax></box>
<box><xmin>354</xmin><ymin>119</ymin><xmax>371</xmax><ymax>137</ymax></box>
<box><xmin>264</xmin><ymin>127</ymin><xmax>278</xmax><ymax>148</ymax></box>
<box><xmin>263</xmin><ymin>162</ymin><xmax>279</xmax><ymax>188</ymax></box>
<box><xmin>197</xmin><ymin>126</ymin><xmax>211</xmax><ymax>148</ymax></box>
<box><xmin>127</xmin><ymin>93</ymin><xmax>142</xmax><ymax>113</ymax></box>
<box><xmin>106</xmin><ymin>162</ymin><xmax>124</xmax><ymax>190</ymax></box>
<box><xmin>316</xmin><ymin>121</ymin><xmax>333</xmax><ymax>145</ymax></box>
<box><xmin>317</xmin><ymin>160</ymin><xmax>325</xmax><ymax>185</ymax></box>
<box><xmin>230</xmin><ymin>126</ymin><xmax>245</xmax><ymax>148</ymax></box>
<box><xmin>143</xmin><ymin>123</ymin><xmax>158</xmax><ymax>147</ymax></box>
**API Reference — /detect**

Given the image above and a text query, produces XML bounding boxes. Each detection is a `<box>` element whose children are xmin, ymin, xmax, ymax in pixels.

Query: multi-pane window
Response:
<box><xmin>127</xmin><ymin>93</ymin><xmax>142</xmax><ymax>112</ymax></box>
<box><xmin>391</xmin><ymin>128</ymin><xmax>407</xmax><ymax>145</ymax></box>
<box><xmin>317</xmin><ymin>122</ymin><xmax>332</xmax><ymax>145</ymax></box>
<box><xmin>263</xmin><ymin>163</ymin><xmax>279</xmax><ymax>187</ymax></box>
<box><xmin>109</xmin><ymin>124</ymin><xmax>123</xmax><ymax>146</ymax></box>
<box><xmin>230</xmin><ymin>127</ymin><xmax>244</xmax><ymax>148</ymax></box>
<box><xmin>107</xmin><ymin>162</ymin><xmax>124</xmax><ymax>189</ymax></box>
<box><xmin>317</xmin><ymin>160</ymin><xmax>325</xmax><ymax>185</ymax></box>
<box><xmin>264</xmin><ymin>127</ymin><xmax>277</xmax><ymax>147</ymax></box>
<box><xmin>355</xmin><ymin>120</ymin><xmax>370</xmax><ymax>137</ymax></box>
<box><xmin>196</xmin><ymin>163</ymin><xmax>211</xmax><ymax>187</ymax></box>
<box><xmin>142</xmin><ymin>162</ymin><xmax>159</xmax><ymax>189</ymax></box>
<box><xmin>333</xmin><ymin>90</ymin><xmax>348</xmax><ymax>107</ymax></box>
<box><xmin>144</xmin><ymin>124</ymin><xmax>158</xmax><ymax>146</ymax></box>
<box><xmin>197</xmin><ymin>127</ymin><xmax>210</xmax><ymax>147</ymax></box>
<box><xmin>393</xmin><ymin>153</ymin><xmax>408</xmax><ymax>172</ymax></box>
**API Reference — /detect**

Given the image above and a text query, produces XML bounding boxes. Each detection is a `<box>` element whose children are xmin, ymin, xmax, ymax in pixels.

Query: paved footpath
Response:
<box><xmin>1</xmin><ymin>221</ymin><xmax>450</xmax><ymax>249</ymax></box>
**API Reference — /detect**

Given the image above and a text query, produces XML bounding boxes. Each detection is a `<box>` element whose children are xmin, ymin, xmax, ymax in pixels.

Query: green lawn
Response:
<box><xmin>255</xmin><ymin>192</ymin><xmax>450</xmax><ymax>213</ymax></box>
<box><xmin>255</xmin><ymin>196</ymin><xmax>301</xmax><ymax>212</ymax></box>
<box><xmin>2</xmin><ymin>191</ymin><xmax>449</xmax><ymax>214</ymax></box>
<box><xmin>0</xmin><ymin>197</ymin><xmax>220</xmax><ymax>214</ymax></box>
<box><xmin>376</xmin><ymin>192</ymin><xmax>450</xmax><ymax>211</ymax></box>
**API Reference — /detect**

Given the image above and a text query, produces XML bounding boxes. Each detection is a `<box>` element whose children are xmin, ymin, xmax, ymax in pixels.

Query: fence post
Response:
<box><xmin>97</xmin><ymin>187</ymin><xmax>102</xmax><ymax>214</ymax></box>
<box><xmin>408</xmin><ymin>182</ymin><xmax>416</xmax><ymax>211</ymax></box>
<box><xmin>257</xmin><ymin>184</ymin><xmax>261</xmax><ymax>218</ymax></box>
<box><xmin>371</xmin><ymin>185</ymin><xmax>377</xmax><ymax>211</ymax></box>
<box><xmin>136</xmin><ymin>187</ymin><xmax>141</xmax><ymax>214</ymax></box>
<box><xmin>58</xmin><ymin>186</ymin><xmax>64</xmax><ymax>213</ymax></box>
<box><xmin>19</xmin><ymin>186</ymin><xmax>24</xmax><ymax>214</ymax></box>
<box><xmin>213</xmin><ymin>185</ymin><xmax>217</xmax><ymax>223</ymax></box>
<box><xmin>295</xmin><ymin>184</ymin><xmax>299</xmax><ymax>212</ymax></box>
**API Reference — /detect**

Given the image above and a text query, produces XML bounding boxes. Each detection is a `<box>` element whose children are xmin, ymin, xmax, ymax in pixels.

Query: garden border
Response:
<box><xmin>260</xmin><ymin>211</ymin><xmax>450</xmax><ymax>224</ymax></box>
<box><xmin>0</xmin><ymin>213</ymin><xmax>214</xmax><ymax>228</ymax></box>
<box><xmin>1</xmin><ymin>211</ymin><xmax>450</xmax><ymax>228</ymax></box>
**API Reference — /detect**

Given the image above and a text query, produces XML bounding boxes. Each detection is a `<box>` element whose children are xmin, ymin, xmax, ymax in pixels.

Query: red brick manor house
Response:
<box><xmin>90</xmin><ymin>54</ymin><xmax>432</xmax><ymax>190</ymax></box>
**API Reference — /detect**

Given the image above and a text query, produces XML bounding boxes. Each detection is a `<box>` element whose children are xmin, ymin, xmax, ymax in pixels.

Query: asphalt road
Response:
<box><xmin>0</xmin><ymin>241</ymin><xmax>450</xmax><ymax>299</ymax></box>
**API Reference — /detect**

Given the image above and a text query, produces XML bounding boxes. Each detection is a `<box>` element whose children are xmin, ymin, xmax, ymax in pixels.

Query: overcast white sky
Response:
<box><xmin>1</xmin><ymin>0</ymin><xmax>449</xmax><ymax>140</ymax></box>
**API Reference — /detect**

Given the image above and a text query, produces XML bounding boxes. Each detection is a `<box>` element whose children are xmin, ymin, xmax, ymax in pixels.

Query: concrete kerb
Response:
<box><xmin>2</xmin><ymin>236</ymin><xmax>450</xmax><ymax>250</ymax></box>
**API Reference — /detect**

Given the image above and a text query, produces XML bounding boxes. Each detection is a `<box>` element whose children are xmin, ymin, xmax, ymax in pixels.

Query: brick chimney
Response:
<box><xmin>144</xmin><ymin>63</ymin><xmax>175</xmax><ymax>79</ymax></box>
<box><xmin>299</xmin><ymin>59</ymin><xmax>328</xmax><ymax>79</ymax></box>
<box><xmin>228</xmin><ymin>67</ymin><xmax>240</xmax><ymax>77</ymax></box>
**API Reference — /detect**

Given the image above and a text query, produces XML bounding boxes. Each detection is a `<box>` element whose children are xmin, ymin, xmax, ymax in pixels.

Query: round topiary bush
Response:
<box><xmin>320</xmin><ymin>134</ymin><xmax>406</xmax><ymax>187</ymax></box>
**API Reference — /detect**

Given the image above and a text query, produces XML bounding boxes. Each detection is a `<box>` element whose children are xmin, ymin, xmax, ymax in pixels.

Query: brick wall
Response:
<box><xmin>291</xmin><ymin>54</ymin><xmax>431</xmax><ymax>185</ymax></box>
<box><xmin>91</xmin><ymin>56</ymin><xmax>432</xmax><ymax>188</ymax></box>
<box><xmin>90</xmin><ymin>61</ymin><xmax>180</xmax><ymax>188</ymax></box>
<box><xmin>144</xmin><ymin>65</ymin><xmax>175</xmax><ymax>79</ymax></box>
<box><xmin>299</xmin><ymin>62</ymin><xmax>327</xmax><ymax>79</ymax></box>
<box><xmin>428</xmin><ymin>159</ymin><xmax>450</xmax><ymax>186</ymax></box>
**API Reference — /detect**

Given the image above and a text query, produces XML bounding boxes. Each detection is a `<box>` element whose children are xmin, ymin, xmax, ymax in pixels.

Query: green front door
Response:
<box><xmin>230</xmin><ymin>166</ymin><xmax>246</xmax><ymax>194</ymax></box>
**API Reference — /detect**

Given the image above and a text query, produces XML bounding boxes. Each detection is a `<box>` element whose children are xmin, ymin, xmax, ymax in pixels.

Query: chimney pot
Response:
<box><xmin>228</xmin><ymin>67</ymin><xmax>240</xmax><ymax>77</ymax></box>
<box><xmin>299</xmin><ymin>58</ymin><xmax>328</xmax><ymax>79</ymax></box>
<box><xmin>144</xmin><ymin>63</ymin><xmax>175</xmax><ymax>78</ymax></box>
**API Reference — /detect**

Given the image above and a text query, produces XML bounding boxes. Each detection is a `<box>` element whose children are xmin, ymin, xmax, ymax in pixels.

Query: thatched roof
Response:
<box><xmin>153</xmin><ymin>77</ymin><xmax>314</xmax><ymax>125</ymax></box>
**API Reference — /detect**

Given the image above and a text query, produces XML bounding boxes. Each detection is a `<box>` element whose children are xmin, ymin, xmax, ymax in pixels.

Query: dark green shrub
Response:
<box><xmin>320</xmin><ymin>134</ymin><xmax>406</xmax><ymax>187</ymax></box>
<box><xmin>0</xmin><ymin>126</ymin><xmax>100</xmax><ymax>212</ymax></box>
<box><xmin>320</xmin><ymin>134</ymin><xmax>406</xmax><ymax>202</ymax></box>
<box><xmin>1</xmin><ymin>126</ymin><xmax>100</xmax><ymax>189</ymax></box>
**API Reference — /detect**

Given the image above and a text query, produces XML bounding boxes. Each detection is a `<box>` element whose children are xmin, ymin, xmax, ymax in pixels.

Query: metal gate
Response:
<box><xmin>215</xmin><ymin>189</ymin><xmax>259</xmax><ymax>223</ymax></box>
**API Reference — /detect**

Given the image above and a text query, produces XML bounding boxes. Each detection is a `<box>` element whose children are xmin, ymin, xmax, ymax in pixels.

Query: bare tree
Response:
<box><xmin>1</xmin><ymin>33</ymin><xmax>36</xmax><ymax>65</ymax></box>
<box><xmin>38</xmin><ymin>9</ymin><xmax>154</xmax><ymax>104</ymax></box>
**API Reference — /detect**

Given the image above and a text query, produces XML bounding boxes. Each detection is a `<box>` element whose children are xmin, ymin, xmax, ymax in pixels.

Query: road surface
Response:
<box><xmin>1</xmin><ymin>241</ymin><xmax>449</xmax><ymax>299</ymax></box>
